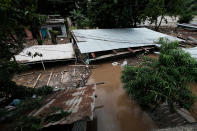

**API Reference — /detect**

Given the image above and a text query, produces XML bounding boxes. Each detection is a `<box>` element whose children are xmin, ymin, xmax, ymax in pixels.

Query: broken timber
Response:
<box><xmin>33</xmin><ymin>73</ymin><xmax>41</xmax><ymax>88</ymax></box>
<box><xmin>47</xmin><ymin>72</ymin><xmax>53</xmax><ymax>86</ymax></box>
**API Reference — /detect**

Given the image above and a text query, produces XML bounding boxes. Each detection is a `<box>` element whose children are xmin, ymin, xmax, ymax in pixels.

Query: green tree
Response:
<box><xmin>70</xmin><ymin>8</ymin><xmax>91</xmax><ymax>28</ymax></box>
<box><xmin>37</xmin><ymin>0</ymin><xmax>89</xmax><ymax>16</ymax></box>
<box><xmin>86</xmin><ymin>0</ymin><xmax>186</xmax><ymax>29</ymax></box>
<box><xmin>121</xmin><ymin>39</ymin><xmax>197</xmax><ymax>111</ymax></box>
<box><xmin>144</xmin><ymin>0</ymin><xmax>184</xmax><ymax>30</ymax></box>
<box><xmin>87</xmin><ymin>0</ymin><xmax>147</xmax><ymax>28</ymax></box>
<box><xmin>178</xmin><ymin>0</ymin><xmax>196</xmax><ymax>23</ymax></box>
<box><xmin>0</xmin><ymin>0</ymin><xmax>42</xmax><ymax>99</ymax></box>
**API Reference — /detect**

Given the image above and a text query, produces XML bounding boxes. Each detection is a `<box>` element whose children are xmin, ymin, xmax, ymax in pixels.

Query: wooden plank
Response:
<box><xmin>47</xmin><ymin>72</ymin><xmax>53</xmax><ymax>86</ymax></box>
<box><xmin>33</xmin><ymin>73</ymin><xmax>42</xmax><ymax>88</ymax></box>
<box><xmin>90</xmin><ymin>51</ymin><xmax>131</xmax><ymax>61</ymax></box>
<box><xmin>112</xmin><ymin>50</ymin><xmax>118</xmax><ymax>54</ymax></box>
<box><xmin>142</xmin><ymin>47</ymin><xmax>149</xmax><ymax>52</ymax></box>
<box><xmin>143</xmin><ymin>47</ymin><xmax>155</xmax><ymax>50</ymax></box>
<box><xmin>128</xmin><ymin>48</ymin><xmax>135</xmax><ymax>53</ymax></box>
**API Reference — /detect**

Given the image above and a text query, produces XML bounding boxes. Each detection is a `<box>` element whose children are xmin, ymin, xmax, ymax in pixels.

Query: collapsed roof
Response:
<box><xmin>72</xmin><ymin>28</ymin><xmax>183</xmax><ymax>54</ymax></box>
<box><xmin>177</xmin><ymin>23</ymin><xmax>197</xmax><ymax>31</ymax></box>
<box><xmin>15</xmin><ymin>43</ymin><xmax>75</xmax><ymax>64</ymax></box>
<box><xmin>29</xmin><ymin>85</ymin><xmax>96</xmax><ymax>128</ymax></box>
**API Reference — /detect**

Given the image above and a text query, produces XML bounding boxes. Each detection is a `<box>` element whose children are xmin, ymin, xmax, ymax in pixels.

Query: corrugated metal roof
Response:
<box><xmin>72</xmin><ymin>28</ymin><xmax>183</xmax><ymax>53</ymax></box>
<box><xmin>177</xmin><ymin>23</ymin><xmax>197</xmax><ymax>30</ymax></box>
<box><xmin>184</xmin><ymin>47</ymin><xmax>197</xmax><ymax>59</ymax></box>
<box><xmin>15</xmin><ymin>43</ymin><xmax>75</xmax><ymax>64</ymax></box>
<box><xmin>29</xmin><ymin>85</ymin><xmax>96</xmax><ymax>127</ymax></box>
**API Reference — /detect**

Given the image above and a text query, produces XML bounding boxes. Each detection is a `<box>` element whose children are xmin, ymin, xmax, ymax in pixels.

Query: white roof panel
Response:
<box><xmin>15</xmin><ymin>43</ymin><xmax>75</xmax><ymax>64</ymax></box>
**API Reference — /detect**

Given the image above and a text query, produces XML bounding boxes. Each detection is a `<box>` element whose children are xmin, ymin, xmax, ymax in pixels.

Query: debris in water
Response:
<box><xmin>112</xmin><ymin>62</ymin><xmax>119</xmax><ymax>66</ymax></box>
<box><xmin>121</xmin><ymin>59</ymin><xmax>128</xmax><ymax>68</ymax></box>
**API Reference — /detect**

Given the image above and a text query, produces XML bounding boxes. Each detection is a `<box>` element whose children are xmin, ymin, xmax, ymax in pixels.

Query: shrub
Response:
<box><xmin>178</xmin><ymin>12</ymin><xmax>194</xmax><ymax>23</ymax></box>
<box><xmin>121</xmin><ymin>39</ymin><xmax>197</xmax><ymax>111</ymax></box>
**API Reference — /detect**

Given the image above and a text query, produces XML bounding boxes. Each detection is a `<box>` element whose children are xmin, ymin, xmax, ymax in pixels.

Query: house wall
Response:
<box><xmin>41</xmin><ymin>24</ymin><xmax>67</xmax><ymax>38</ymax></box>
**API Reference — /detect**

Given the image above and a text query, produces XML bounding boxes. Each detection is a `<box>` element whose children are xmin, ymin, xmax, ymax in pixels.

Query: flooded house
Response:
<box><xmin>71</xmin><ymin>28</ymin><xmax>183</xmax><ymax>64</ymax></box>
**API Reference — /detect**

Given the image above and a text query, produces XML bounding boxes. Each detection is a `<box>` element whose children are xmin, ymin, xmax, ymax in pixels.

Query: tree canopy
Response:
<box><xmin>69</xmin><ymin>0</ymin><xmax>185</xmax><ymax>29</ymax></box>
<box><xmin>0</xmin><ymin>0</ymin><xmax>42</xmax><ymax>99</ymax></box>
<box><xmin>122</xmin><ymin>39</ymin><xmax>197</xmax><ymax>111</ymax></box>
<box><xmin>87</xmin><ymin>0</ymin><xmax>147</xmax><ymax>28</ymax></box>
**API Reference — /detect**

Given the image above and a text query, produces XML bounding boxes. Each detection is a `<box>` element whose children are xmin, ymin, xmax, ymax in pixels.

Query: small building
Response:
<box><xmin>41</xmin><ymin>15</ymin><xmax>67</xmax><ymax>39</ymax></box>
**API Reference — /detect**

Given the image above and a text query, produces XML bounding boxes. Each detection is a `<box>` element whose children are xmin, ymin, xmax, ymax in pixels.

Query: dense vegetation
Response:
<box><xmin>122</xmin><ymin>39</ymin><xmax>197</xmax><ymax>111</ymax></box>
<box><xmin>178</xmin><ymin>0</ymin><xmax>197</xmax><ymax>23</ymax></box>
<box><xmin>0</xmin><ymin>0</ymin><xmax>44</xmax><ymax>100</ymax></box>
<box><xmin>70</xmin><ymin>0</ymin><xmax>191</xmax><ymax>29</ymax></box>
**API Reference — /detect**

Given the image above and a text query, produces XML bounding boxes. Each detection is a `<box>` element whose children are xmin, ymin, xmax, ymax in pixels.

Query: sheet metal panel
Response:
<box><xmin>177</xmin><ymin>23</ymin><xmax>197</xmax><ymax>30</ymax></box>
<box><xmin>15</xmin><ymin>43</ymin><xmax>75</xmax><ymax>64</ymax></box>
<box><xmin>184</xmin><ymin>47</ymin><xmax>197</xmax><ymax>59</ymax></box>
<box><xmin>72</xmin><ymin>28</ymin><xmax>183</xmax><ymax>53</ymax></box>
<box><xmin>29</xmin><ymin>85</ymin><xmax>96</xmax><ymax>127</ymax></box>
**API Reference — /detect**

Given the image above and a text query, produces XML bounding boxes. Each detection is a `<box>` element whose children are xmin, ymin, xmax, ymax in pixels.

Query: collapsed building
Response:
<box><xmin>12</xmin><ymin>26</ymin><xmax>195</xmax><ymax>130</ymax></box>
<box><xmin>71</xmin><ymin>28</ymin><xmax>183</xmax><ymax>64</ymax></box>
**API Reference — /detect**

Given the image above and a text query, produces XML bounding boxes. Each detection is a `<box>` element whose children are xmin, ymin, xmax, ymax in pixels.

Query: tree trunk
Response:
<box><xmin>156</xmin><ymin>15</ymin><xmax>164</xmax><ymax>31</ymax></box>
<box><xmin>154</xmin><ymin>18</ymin><xmax>158</xmax><ymax>30</ymax></box>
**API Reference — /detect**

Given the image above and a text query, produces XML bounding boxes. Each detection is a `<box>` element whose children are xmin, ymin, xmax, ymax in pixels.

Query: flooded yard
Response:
<box><xmin>87</xmin><ymin>62</ymin><xmax>156</xmax><ymax>131</ymax></box>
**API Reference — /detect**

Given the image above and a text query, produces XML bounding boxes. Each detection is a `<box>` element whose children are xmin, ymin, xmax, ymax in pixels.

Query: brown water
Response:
<box><xmin>88</xmin><ymin>63</ymin><xmax>156</xmax><ymax>131</ymax></box>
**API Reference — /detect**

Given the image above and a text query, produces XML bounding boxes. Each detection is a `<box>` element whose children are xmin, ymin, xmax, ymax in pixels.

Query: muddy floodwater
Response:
<box><xmin>87</xmin><ymin>63</ymin><xmax>156</xmax><ymax>131</ymax></box>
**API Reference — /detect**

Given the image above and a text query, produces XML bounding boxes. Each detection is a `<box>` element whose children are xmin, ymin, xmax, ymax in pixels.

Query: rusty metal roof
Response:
<box><xmin>29</xmin><ymin>85</ymin><xmax>96</xmax><ymax>127</ymax></box>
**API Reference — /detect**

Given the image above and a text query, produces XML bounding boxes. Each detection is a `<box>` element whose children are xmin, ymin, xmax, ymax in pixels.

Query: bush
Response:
<box><xmin>121</xmin><ymin>39</ymin><xmax>197</xmax><ymax>111</ymax></box>
<box><xmin>10</xmin><ymin>85</ymin><xmax>53</xmax><ymax>99</ymax></box>
<box><xmin>17</xmin><ymin>116</ymin><xmax>42</xmax><ymax>131</ymax></box>
<box><xmin>178</xmin><ymin>12</ymin><xmax>194</xmax><ymax>23</ymax></box>
<box><xmin>35</xmin><ymin>86</ymin><xmax>53</xmax><ymax>96</ymax></box>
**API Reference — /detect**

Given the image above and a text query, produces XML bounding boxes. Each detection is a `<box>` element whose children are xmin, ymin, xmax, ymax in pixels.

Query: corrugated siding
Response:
<box><xmin>15</xmin><ymin>43</ymin><xmax>75</xmax><ymax>64</ymax></box>
<box><xmin>72</xmin><ymin>28</ymin><xmax>183</xmax><ymax>53</ymax></box>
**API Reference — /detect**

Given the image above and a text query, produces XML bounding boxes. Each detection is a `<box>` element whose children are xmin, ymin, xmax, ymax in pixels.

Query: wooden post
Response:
<box><xmin>41</xmin><ymin>61</ymin><xmax>46</xmax><ymax>71</ymax></box>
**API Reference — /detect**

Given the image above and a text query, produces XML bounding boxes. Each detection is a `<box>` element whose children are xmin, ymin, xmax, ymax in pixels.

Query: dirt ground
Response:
<box><xmin>13</xmin><ymin>64</ymin><xmax>91</xmax><ymax>89</ymax></box>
